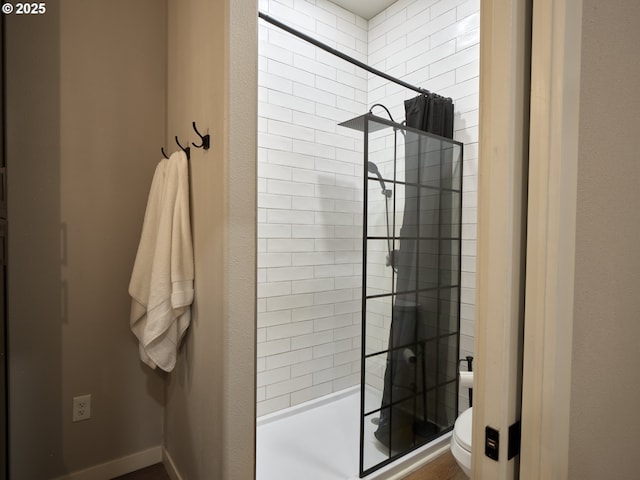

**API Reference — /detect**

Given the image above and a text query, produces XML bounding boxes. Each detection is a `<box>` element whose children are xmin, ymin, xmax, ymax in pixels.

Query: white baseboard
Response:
<box><xmin>162</xmin><ymin>448</ymin><xmax>184</xmax><ymax>480</ymax></box>
<box><xmin>51</xmin><ymin>446</ymin><xmax>162</xmax><ymax>480</ymax></box>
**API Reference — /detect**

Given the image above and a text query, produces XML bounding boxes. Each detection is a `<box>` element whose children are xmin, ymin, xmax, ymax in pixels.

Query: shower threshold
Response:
<box><xmin>256</xmin><ymin>386</ymin><xmax>451</xmax><ymax>480</ymax></box>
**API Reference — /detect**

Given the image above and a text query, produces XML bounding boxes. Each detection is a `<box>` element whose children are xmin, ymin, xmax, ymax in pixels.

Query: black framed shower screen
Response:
<box><xmin>358</xmin><ymin>114</ymin><xmax>463</xmax><ymax>477</ymax></box>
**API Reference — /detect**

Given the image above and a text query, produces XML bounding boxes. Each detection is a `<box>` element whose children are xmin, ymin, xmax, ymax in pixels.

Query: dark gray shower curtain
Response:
<box><xmin>374</xmin><ymin>93</ymin><xmax>454</xmax><ymax>450</ymax></box>
<box><xmin>404</xmin><ymin>93</ymin><xmax>454</xmax><ymax>139</ymax></box>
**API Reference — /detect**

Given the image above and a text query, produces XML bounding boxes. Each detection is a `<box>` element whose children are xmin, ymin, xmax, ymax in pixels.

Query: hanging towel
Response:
<box><xmin>129</xmin><ymin>151</ymin><xmax>194</xmax><ymax>372</ymax></box>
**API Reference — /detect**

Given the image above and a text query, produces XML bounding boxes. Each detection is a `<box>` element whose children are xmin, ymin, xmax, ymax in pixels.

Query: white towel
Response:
<box><xmin>129</xmin><ymin>151</ymin><xmax>194</xmax><ymax>372</ymax></box>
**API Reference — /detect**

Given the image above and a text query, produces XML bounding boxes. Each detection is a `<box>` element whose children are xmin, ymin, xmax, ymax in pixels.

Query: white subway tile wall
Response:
<box><xmin>258</xmin><ymin>0</ymin><xmax>479</xmax><ymax>416</ymax></box>
<box><xmin>367</xmin><ymin>0</ymin><xmax>480</xmax><ymax>412</ymax></box>
<box><xmin>258</xmin><ymin>0</ymin><xmax>367</xmax><ymax>417</ymax></box>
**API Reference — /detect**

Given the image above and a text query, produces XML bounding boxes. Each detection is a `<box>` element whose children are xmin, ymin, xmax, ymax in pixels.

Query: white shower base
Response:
<box><xmin>256</xmin><ymin>386</ymin><xmax>451</xmax><ymax>480</ymax></box>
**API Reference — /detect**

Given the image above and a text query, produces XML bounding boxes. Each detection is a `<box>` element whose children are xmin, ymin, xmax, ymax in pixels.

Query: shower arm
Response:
<box><xmin>369</xmin><ymin>104</ymin><xmax>394</xmax><ymax>123</ymax></box>
<box><xmin>369</xmin><ymin>104</ymin><xmax>405</xmax><ymax>136</ymax></box>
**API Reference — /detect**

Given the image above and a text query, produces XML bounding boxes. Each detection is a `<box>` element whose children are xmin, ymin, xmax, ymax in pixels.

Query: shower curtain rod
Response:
<box><xmin>258</xmin><ymin>12</ymin><xmax>429</xmax><ymax>96</ymax></box>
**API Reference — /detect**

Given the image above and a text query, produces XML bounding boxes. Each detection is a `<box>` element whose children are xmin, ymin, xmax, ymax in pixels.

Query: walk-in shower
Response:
<box><xmin>257</xmin><ymin>0</ymin><xmax>478</xmax><ymax>478</ymax></box>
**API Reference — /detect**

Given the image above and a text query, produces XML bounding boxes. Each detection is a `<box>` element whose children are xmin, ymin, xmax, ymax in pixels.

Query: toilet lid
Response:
<box><xmin>454</xmin><ymin>407</ymin><xmax>473</xmax><ymax>452</ymax></box>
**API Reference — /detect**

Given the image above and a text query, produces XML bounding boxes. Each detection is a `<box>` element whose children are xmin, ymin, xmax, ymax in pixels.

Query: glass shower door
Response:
<box><xmin>359</xmin><ymin>115</ymin><xmax>463</xmax><ymax>477</ymax></box>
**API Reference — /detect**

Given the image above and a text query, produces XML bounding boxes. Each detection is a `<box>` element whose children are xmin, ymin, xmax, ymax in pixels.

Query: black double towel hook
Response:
<box><xmin>160</xmin><ymin>121</ymin><xmax>210</xmax><ymax>160</ymax></box>
<box><xmin>191</xmin><ymin>121</ymin><xmax>210</xmax><ymax>150</ymax></box>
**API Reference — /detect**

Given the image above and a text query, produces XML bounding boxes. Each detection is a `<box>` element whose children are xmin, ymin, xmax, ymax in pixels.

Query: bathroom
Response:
<box><xmin>7</xmin><ymin>0</ymin><xmax>479</xmax><ymax>476</ymax></box>
<box><xmin>3</xmin><ymin>0</ymin><xmax>640</xmax><ymax>479</ymax></box>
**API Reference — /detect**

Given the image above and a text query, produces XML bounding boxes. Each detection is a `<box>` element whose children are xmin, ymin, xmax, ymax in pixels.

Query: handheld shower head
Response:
<box><xmin>368</xmin><ymin>161</ymin><xmax>391</xmax><ymax>197</ymax></box>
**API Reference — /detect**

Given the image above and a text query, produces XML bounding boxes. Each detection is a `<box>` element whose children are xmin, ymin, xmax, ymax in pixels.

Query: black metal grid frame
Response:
<box><xmin>359</xmin><ymin>114</ymin><xmax>463</xmax><ymax>477</ymax></box>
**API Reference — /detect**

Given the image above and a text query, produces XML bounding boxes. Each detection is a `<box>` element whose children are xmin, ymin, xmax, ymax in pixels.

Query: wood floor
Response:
<box><xmin>115</xmin><ymin>451</ymin><xmax>464</xmax><ymax>480</ymax></box>
<box><xmin>400</xmin><ymin>451</ymin><xmax>467</xmax><ymax>480</ymax></box>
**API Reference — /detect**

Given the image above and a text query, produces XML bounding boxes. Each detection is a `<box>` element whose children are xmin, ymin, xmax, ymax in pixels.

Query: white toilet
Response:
<box><xmin>450</xmin><ymin>407</ymin><xmax>473</xmax><ymax>477</ymax></box>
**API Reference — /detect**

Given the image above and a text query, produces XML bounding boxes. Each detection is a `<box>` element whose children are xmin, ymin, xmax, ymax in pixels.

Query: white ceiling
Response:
<box><xmin>328</xmin><ymin>0</ymin><xmax>399</xmax><ymax>20</ymax></box>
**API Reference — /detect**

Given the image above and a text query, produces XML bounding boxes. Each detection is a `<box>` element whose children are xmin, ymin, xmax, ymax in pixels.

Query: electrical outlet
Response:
<box><xmin>72</xmin><ymin>394</ymin><xmax>91</xmax><ymax>422</ymax></box>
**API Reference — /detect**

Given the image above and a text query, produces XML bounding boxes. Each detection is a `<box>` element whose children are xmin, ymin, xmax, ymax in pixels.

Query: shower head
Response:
<box><xmin>338</xmin><ymin>114</ymin><xmax>389</xmax><ymax>133</ymax></box>
<box><xmin>338</xmin><ymin>104</ymin><xmax>396</xmax><ymax>132</ymax></box>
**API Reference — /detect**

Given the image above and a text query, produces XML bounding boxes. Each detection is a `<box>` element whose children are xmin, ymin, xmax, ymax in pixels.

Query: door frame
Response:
<box><xmin>474</xmin><ymin>0</ymin><xmax>584</xmax><ymax>478</ymax></box>
<box><xmin>519</xmin><ymin>0</ymin><xmax>583</xmax><ymax>478</ymax></box>
<box><xmin>473</xmin><ymin>0</ymin><xmax>531</xmax><ymax>478</ymax></box>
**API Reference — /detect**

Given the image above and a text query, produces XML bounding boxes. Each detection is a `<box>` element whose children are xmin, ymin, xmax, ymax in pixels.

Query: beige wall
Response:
<box><xmin>6</xmin><ymin>1</ymin><xmax>167</xmax><ymax>477</ymax></box>
<box><xmin>569</xmin><ymin>0</ymin><xmax>640</xmax><ymax>478</ymax></box>
<box><xmin>163</xmin><ymin>0</ymin><xmax>256</xmax><ymax>478</ymax></box>
<box><xmin>163</xmin><ymin>0</ymin><xmax>224</xmax><ymax>476</ymax></box>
